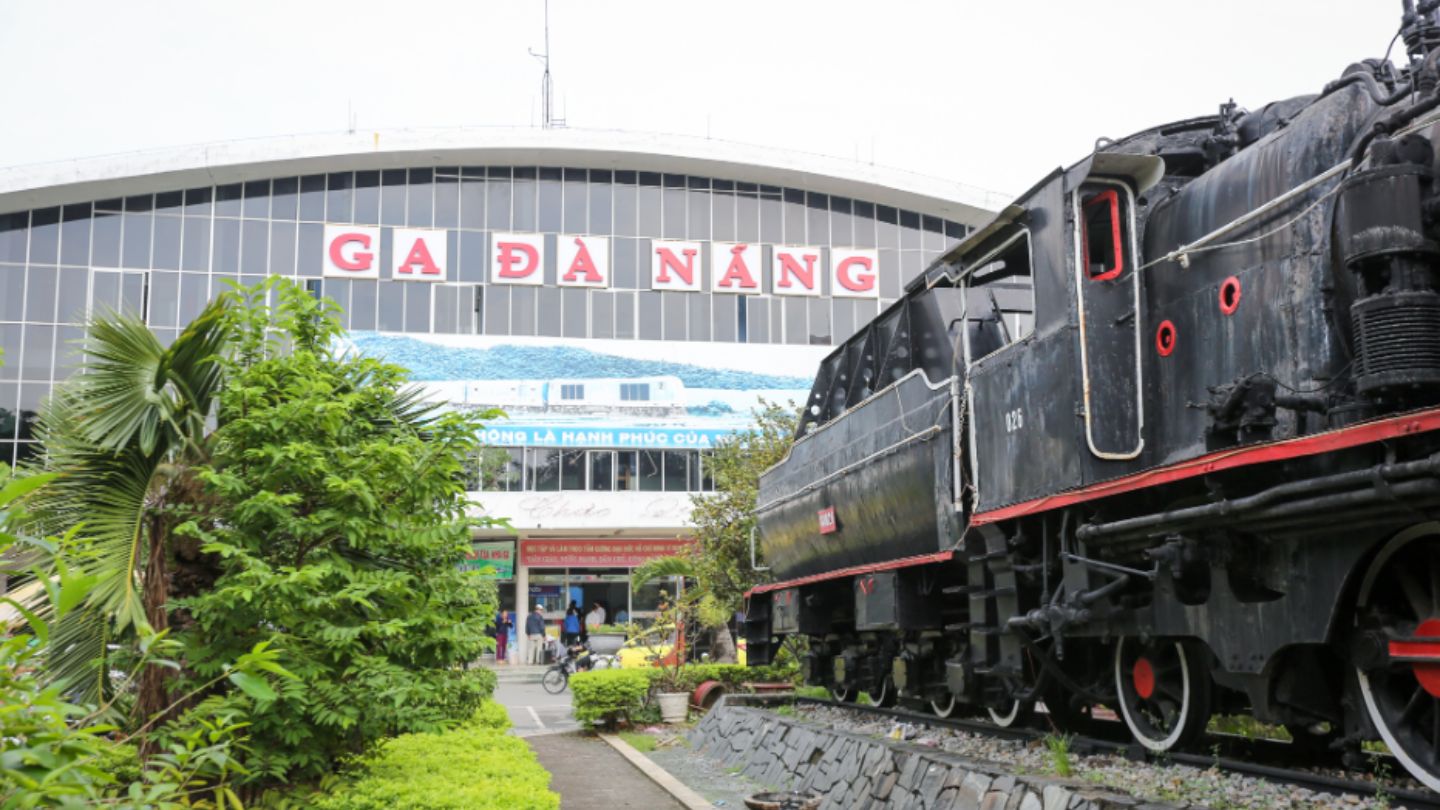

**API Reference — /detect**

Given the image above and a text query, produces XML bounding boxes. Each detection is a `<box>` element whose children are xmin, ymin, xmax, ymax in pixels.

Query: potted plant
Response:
<box><xmin>647</xmin><ymin>591</ymin><xmax>692</xmax><ymax>723</ymax></box>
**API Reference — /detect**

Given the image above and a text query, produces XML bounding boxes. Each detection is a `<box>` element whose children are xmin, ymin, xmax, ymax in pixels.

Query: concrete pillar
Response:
<box><xmin>513</xmin><ymin>562</ymin><xmax>529</xmax><ymax>666</ymax></box>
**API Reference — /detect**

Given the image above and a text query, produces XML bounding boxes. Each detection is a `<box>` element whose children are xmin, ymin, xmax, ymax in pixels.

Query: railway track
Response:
<box><xmin>733</xmin><ymin>695</ymin><xmax>1440</xmax><ymax>809</ymax></box>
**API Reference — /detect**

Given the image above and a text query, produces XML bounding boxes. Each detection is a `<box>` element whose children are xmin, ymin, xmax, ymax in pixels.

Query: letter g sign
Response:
<box><xmin>323</xmin><ymin>225</ymin><xmax>381</xmax><ymax>279</ymax></box>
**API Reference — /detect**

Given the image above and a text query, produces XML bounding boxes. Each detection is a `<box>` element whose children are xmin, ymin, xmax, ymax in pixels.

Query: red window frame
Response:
<box><xmin>1081</xmin><ymin>189</ymin><xmax>1125</xmax><ymax>282</ymax></box>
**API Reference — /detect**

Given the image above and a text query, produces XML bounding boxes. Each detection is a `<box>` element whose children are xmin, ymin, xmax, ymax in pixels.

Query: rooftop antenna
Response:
<box><xmin>529</xmin><ymin>0</ymin><xmax>566</xmax><ymax>129</ymax></box>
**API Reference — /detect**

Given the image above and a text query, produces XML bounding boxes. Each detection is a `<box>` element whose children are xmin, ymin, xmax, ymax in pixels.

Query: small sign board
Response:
<box><xmin>462</xmin><ymin>541</ymin><xmax>515</xmax><ymax>579</ymax></box>
<box><xmin>818</xmin><ymin>506</ymin><xmax>837</xmax><ymax>534</ymax></box>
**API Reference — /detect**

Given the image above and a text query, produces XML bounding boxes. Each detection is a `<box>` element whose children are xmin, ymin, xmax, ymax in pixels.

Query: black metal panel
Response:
<box><xmin>969</xmin><ymin>331</ymin><xmax>1082</xmax><ymax>511</ymax></box>
<box><xmin>770</xmin><ymin>588</ymin><xmax>801</xmax><ymax>635</ymax></box>
<box><xmin>758</xmin><ymin>371</ymin><xmax>959</xmax><ymax>581</ymax></box>
<box><xmin>853</xmin><ymin>570</ymin><xmax>941</xmax><ymax>631</ymax></box>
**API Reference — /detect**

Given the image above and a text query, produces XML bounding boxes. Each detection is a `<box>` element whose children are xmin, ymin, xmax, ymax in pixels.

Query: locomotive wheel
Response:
<box><xmin>987</xmin><ymin>699</ymin><xmax>1033</xmax><ymax>728</ymax></box>
<box><xmin>929</xmin><ymin>693</ymin><xmax>959</xmax><ymax>718</ymax></box>
<box><xmin>871</xmin><ymin>676</ymin><xmax>898</xmax><ymax>708</ymax></box>
<box><xmin>1114</xmin><ymin>637</ymin><xmax>1211</xmax><ymax>752</ymax></box>
<box><xmin>1355</xmin><ymin>525</ymin><xmax>1440</xmax><ymax>792</ymax></box>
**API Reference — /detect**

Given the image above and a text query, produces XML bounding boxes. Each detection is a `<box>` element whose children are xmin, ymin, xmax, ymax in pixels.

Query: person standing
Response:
<box><xmin>586</xmin><ymin>601</ymin><xmax>606</xmax><ymax>630</ymax></box>
<box><xmin>492</xmin><ymin>610</ymin><xmax>513</xmax><ymax>663</ymax></box>
<box><xmin>525</xmin><ymin>605</ymin><xmax>547</xmax><ymax>665</ymax></box>
<box><xmin>562</xmin><ymin>601</ymin><xmax>582</xmax><ymax>646</ymax></box>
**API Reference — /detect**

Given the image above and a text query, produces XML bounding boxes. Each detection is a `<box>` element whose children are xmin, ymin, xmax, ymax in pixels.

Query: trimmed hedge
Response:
<box><xmin>570</xmin><ymin>669</ymin><xmax>652</xmax><ymax>728</ymax></box>
<box><xmin>571</xmin><ymin>664</ymin><xmax>800</xmax><ymax>728</ymax></box>
<box><xmin>309</xmin><ymin>701</ymin><xmax>557</xmax><ymax>810</ymax></box>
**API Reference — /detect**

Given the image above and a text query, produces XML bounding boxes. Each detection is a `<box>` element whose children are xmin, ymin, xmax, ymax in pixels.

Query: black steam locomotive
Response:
<box><xmin>743</xmin><ymin>3</ymin><xmax>1440</xmax><ymax>792</ymax></box>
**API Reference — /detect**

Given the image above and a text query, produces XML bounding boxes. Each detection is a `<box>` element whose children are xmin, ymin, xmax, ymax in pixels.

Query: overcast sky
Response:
<box><xmin>0</xmin><ymin>1</ymin><xmax>1405</xmax><ymax>198</ymax></box>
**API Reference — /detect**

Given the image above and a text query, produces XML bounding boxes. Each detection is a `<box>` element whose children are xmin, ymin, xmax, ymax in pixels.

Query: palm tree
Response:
<box><xmin>24</xmin><ymin>298</ymin><xmax>232</xmax><ymax>721</ymax></box>
<box><xmin>630</xmin><ymin>554</ymin><xmax>739</xmax><ymax>663</ymax></box>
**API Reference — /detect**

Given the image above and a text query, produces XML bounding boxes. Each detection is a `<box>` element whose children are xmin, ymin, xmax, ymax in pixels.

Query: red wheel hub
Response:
<box><xmin>1407</xmin><ymin>618</ymin><xmax>1440</xmax><ymax>698</ymax></box>
<box><xmin>1132</xmin><ymin>656</ymin><xmax>1156</xmax><ymax>700</ymax></box>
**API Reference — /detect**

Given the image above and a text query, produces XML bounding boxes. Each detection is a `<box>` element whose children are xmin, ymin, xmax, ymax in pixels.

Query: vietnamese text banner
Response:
<box><xmin>480</xmin><ymin>425</ymin><xmax>737</xmax><ymax>449</ymax></box>
<box><xmin>462</xmin><ymin>541</ymin><xmax>516</xmax><ymax>579</ymax></box>
<box><xmin>520</xmin><ymin>538</ymin><xmax>693</xmax><ymax>568</ymax></box>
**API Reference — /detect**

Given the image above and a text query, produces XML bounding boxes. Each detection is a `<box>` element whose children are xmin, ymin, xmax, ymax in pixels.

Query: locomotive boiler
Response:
<box><xmin>744</xmin><ymin>3</ymin><xmax>1440</xmax><ymax>791</ymax></box>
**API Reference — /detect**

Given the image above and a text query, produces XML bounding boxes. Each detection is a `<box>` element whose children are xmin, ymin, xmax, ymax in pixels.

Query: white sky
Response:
<box><xmin>0</xmin><ymin>1</ymin><xmax>1405</xmax><ymax>198</ymax></box>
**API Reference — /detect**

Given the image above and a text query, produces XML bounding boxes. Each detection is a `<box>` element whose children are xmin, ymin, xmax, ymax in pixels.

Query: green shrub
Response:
<box><xmin>465</xmin><ymin>699</ymin><xmax>511</xmax><ymax>731</ymax></box>
<box><xmin>571</xmin><ymin>669</ymin><xmax>652</xmax><ymax>728</ymax></box>
<box><xmin>638</xmin><ymin>663</ymin><xmax>799</xmax><ymax>692</ymax></box>
<box><xmin>311</xmin><ymin>702</ymin><xmax>555</xmax><ymax>810</ymax></box>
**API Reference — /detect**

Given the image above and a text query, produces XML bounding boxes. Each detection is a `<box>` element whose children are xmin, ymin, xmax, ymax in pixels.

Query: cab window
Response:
<box><xmin>1080</xmin><ymin>185</ymin><xmax>1131</xmax><ymax>281</ymax></box>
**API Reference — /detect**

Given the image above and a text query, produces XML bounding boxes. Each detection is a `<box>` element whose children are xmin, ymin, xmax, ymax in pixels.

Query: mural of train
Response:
<box><xmin>744</xmin><ymin>4</ymin><xmax>1440</xmax><ymax>792</ymax></box>
<box><xmin>416</xmin><ymin>375</ymin><xmax>688</xmax><ymax>418</ymax></box>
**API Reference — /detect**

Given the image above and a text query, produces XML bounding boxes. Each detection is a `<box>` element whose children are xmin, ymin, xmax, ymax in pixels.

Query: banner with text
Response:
<box><xmin>520</xmin><ymin>538</ymin><xmax>693</xmax><ymax>568</ymax></box>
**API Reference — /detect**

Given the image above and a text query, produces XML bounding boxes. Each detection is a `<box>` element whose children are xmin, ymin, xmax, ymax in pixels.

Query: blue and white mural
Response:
<box><xmin>344</xmin><ymin>333</ymin><xmax>828</xmax><ymax>450</ymax></box>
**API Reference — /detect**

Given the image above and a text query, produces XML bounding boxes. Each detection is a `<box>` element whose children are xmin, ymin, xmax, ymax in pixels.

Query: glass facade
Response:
<box><xmin>0</xmin><ymin>164</ymin><xmax>971</xmax><ymax>465</ymax></box>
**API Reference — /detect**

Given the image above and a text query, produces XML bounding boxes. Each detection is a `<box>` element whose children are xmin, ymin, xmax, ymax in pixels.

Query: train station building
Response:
<box><xmin>0</xmin><ymin>127</ymin><xmax>1001</xmax><ymax>643</ymax></box>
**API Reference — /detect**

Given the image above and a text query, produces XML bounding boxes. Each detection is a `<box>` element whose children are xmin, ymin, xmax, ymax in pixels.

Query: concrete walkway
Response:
<box><xmin>528</xmin><ymin>732</ymin><xmax>686</xmax><ymax>810</ymax></box>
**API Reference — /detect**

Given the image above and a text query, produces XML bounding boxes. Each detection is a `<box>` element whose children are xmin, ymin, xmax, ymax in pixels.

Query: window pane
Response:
<box><xmin>511</xmin><ymin>287</ymin><xmax>536</xmax><ymax>336</ymax></box>
<box><xmin>269</xmin><ymin>222</ymin><xmax>296</xmax><ymax>276</ymax></box>
<box><xmin>181</xmin><ymin>217</ymin><xmax>209</xmax><ymax>272</ymax></box>
<box><xmin>562</xmin><ymin>287</ymin><xmax>586</xmax><ymax>339</ymax></box>
<box><xmin>354</xmin><ymin>171</ymin><xmax>380</xmax><ymax>225</ymax></box>
<box><xmin>210</xmin><ymin>219</ymin><xmax>239</xmax><ymax>275</ymax></box>
<box><xmin>688</xmin><ymin>451</ymin><xmax>702</xmax><ymax>491</ymax></box>
<box><xmin>662</xmin><ymin>451</ymin><xmax>687</xmax><ymax>491</ymax></box>
<box><xmin>243</xmin><ymin>180</ymin><xmax>270</xmax><ymax>219</ymax></box>
<box><xmin>513</xmin><ymin>169</ymin><xmax>536</xmax><ymax>231</ymax></box>
<box><xmin>637</xmin><ymin>292</ymin><xmax>661</xmax><ymax>340</ymax></box>
<box><xmin>350</xmin><ymin>280</ymin><xmax>378</xmax><ymax>330</ymax></box>
<box><xmin>434</xmin><ymin>285</ymin><xmax>459</xmax><ymax>334</ymax></box>
<box><xmin>0</xmin><ymin>265</ymin><xmax>23</xmax><ymax>321</ymax></box>
<box><xmin>560</xmin><ymin>449</ymin><xmax>585</xmax><ymax>490</ymax></box>
<box><xmin>591</xmin><ymin>291</ymin><xmax>613</xmax><ymax>339</ymax></box>
<box><xmin>529</xmin><ymin>448</ymin><xmax>560</xmax><ymax>491</ymax></box>
<box><xmin>297</xmin><ymin>223</ymin><xmax>322</xmax><ymax>277</ymax></box>
<box><xmin>459</xmin><ymin>178</ymin><xmax>485</xmax><ymax>230</ymax></box>
<box><xmin>615</xmin><ymin>291</ymin><xmax>635</xmax><ymax>339</ymax></box>
<box><xmin>214</xmin><ymin>184</ymin><xmax>242</xmax><ymax>218</ymax></box>
<box><xmin>435</xmin><ymin>174</ymin><xmax>459</xmax><ymax>228</ymax></box>
<box><xmin>326</xmin><ymin>173</ymin><xmax>353</xmax><ymax>223</ymax></box>
<box><xmin>29</xmin><ymin>208</ymin><xmax>59</xmax><ymax>265</ymax></box>
<box><xmin>0</xmin><ymin>213</ymin><xmax>26</xmax><ymax>263</ymax></box>
<box><xmin>616</xmin><ymin>450</ymin><xmax>637</xmax><ymax>491</ymax></box>
<box><xmin>184</xmin><ymin>187</ymin><xmax>213</xmax><ymax>217</ymax></box>
<box><xmin>486</xmin><ymin>171</ymin><xmax>511</xmax><ymax>230</ymax></box>
<box><xmin>380</xmin><ymin>169</ymin><xmax>406</xmax><ymax>226</ymax></box>
<box><xmin>55</xmin><ymin>267</ymin><xmax>87</xmax><ymax>325</ymax></box>
<box><xmin>407</xmin><ymin>168</ymin><xmax>434</xmax><ymax>226</ymax></box>
<box><xmin>537</xmin><ymin>287</ymin><xmax>562</xmax><ymax>337</ymax></box>
<box><xmin>272</xmin><ymin>177</ymin><xmax>298</xmax><ymax>220</ymax></box>
<box><xmin>25</xmin><ymin>267</ymin><xmax>56</xmax><ymax>323</ymax></box>
<box><xmin>93</xmin><ymin>213</ymin><xmax>121</xmax><ymax>266</ymax></box>
<box><xmin>153</xmin><ymin>215</ymin><xmax>181</xmax><ymax>270</ymax></box>
<box><xmin>588</xmin><ymin>450</ymin><xmax>614</xmax><ymax>491</ymax></box>
<box><xmin>484</xmin><ymin>285</ymin><xmax>510</xmax><ymax>335</ymax></box>
<box><xmin>241</xmin><ymin>220</ymin><xmax>268</xmax><ymax>275</ymax></box>
<box><xmin>21</xmin><ymin>325</ymin><xmax>54</xmax><ymax>379</ymax></box>
<box><xmin>404</xmin><ymin>283</ymin><xmax>431</xmax><ymax>332</ymax></box>
<box><xmin>60</xmin><ymin>205</ymin><xmax>91</xmax><ymax>266</ymax></box>
<box><xmin>122</xmin><ymin>212</ymin><xmax>152</xmax><ymax>269</ymax></box>
<box><xmin>149</xmin><ymin>271</ymin><xmax>179</xmax><ymax>327</ymax></box>
<box><xmin>687</xmin><ymin>293</ymin><xmax>710</xmax><ymax>341</ymax></box>
<box><xmin>378</xmin><ymin>281</ymin><xmax>404</xmax><ymax>331</ymax></box>
<box><xmin>637</xmin><ymin>450</ymin><xmax>663</xmax><ymax>491</ymax></box>
<box><xmin>538</xmin><ymin>172</ymin><xmax>562</xmax><ymax>232</ymax></box>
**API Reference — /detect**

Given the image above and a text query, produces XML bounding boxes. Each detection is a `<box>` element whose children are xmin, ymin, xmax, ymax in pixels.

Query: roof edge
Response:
<box><xmin>0</xmin><ymin>127</ymin><xmax>1009</xmax><ymax>227</ymax></box>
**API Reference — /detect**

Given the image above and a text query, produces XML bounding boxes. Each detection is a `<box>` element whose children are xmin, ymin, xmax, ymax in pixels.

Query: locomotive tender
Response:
<box><xmin>744</xmin><ymin>4</ymin><xmax>1440</xmax><ymax>791</ymax></box>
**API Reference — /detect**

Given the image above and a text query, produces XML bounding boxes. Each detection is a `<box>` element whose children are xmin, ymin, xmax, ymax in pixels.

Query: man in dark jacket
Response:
<box><xmin>525</xmin><ymin>605</ymin><xmax>547</xmax><ymax>665</ymax></box>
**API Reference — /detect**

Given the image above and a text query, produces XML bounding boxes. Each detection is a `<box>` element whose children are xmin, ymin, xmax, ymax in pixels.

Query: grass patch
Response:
<box><xmin>793</xmin><ymin>686</ymin><xmax>829</xmax><ymax>700</ymax></box>
<box><xmin>1043</xmin><ymin>733</ymin><xmax>1073</xmax><ymax>778</ymax></box>
<box><xmin>617</xmin><ymin>731</ymin><xmax>657</xmax><ymax>753</ymax></box>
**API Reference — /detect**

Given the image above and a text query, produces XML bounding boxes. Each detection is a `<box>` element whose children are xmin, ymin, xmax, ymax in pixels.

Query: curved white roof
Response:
<box><xmin>0</xmin><ymin>127</ymin><xmax>1005</xmax><ymax>226</ymax></box>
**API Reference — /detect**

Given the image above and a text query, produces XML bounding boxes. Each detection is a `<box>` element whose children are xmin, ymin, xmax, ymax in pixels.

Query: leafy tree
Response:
<box><xmin>23</xmin><ymin>300</ymin><xmax>233</xmax><ymax>720</ymax></box>
<box><xmin>634</xmin><ymin>400</ymin><xmax>798</xmax><ymax>662</ymax></box>
<box><xmin>176</xmin><ymin>280</ymin><xmax>500</xmax><ymax>782</ymax></box>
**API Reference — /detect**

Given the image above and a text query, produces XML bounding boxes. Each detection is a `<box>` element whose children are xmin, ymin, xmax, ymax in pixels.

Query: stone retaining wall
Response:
<box><xmin>688</xmin><ymin>698</ymin><xmax>1178</xmax><ymax>810</ymax></box>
